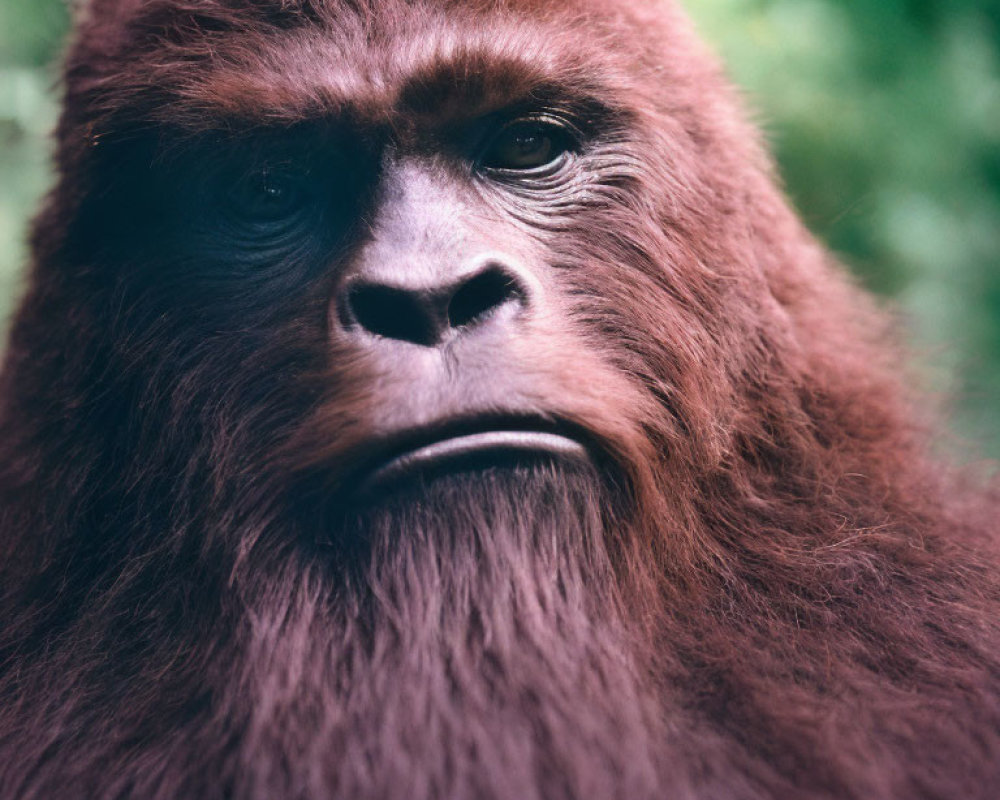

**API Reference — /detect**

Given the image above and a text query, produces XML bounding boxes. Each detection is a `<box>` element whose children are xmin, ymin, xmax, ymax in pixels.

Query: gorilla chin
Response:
<box><xmin>338</xmin><ymin>461</ymin><xmax>611</xmax><ymax>546</ymax></box>
<box><xmin>321</xmin><ymin>417</ymin><xmax>614</xmax><ymax>565</ymax></box>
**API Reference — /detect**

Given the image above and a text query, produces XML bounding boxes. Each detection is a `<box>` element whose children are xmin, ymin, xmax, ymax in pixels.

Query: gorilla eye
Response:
<box><xmin>480</xmin><ymin>119</ymin><xmax>575</xmax><ymax>172</ymax></box>
<box><xmin>227</xmin><ymin>169</ymin><xmax>306</xmax><ymax>221</ymax></box>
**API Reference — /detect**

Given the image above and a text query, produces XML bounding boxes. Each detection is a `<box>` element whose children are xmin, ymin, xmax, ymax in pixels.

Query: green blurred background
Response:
<box><xmin>1</xmin><ymin>0</ymin><xmax>998</xmax><ymax>456</ymax></box>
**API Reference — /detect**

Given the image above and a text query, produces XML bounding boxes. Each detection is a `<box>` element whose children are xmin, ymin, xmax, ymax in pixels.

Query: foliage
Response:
<box><xmin>692</xmin><ymin>0</ymin><xmax>1000</xmax><ymax>458</ymax></box>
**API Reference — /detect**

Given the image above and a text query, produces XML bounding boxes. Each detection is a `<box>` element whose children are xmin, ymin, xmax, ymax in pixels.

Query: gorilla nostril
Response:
<box><xmin>340</xmin><ymin>264</ymin><xmax>529</xmax><ymax>347</ymax></box>
<box><xmin>447</xmin><ymin>266</ymin><xmax>526</xmax><ymax>330</ymax></box>
<box><xmin>346</xmin><ymin>284</ymin><xmax>441</xmax><ymax>346</ymax></box>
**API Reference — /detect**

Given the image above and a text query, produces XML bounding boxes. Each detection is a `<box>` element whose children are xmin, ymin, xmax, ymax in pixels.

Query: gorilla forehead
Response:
<box><xmin>77</xmin><ymin>0</ymin><xmax>643</xmax><ymax>133</ymax></box>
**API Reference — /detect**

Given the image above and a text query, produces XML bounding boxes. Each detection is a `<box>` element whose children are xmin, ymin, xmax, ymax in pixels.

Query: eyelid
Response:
<box><xmin>488</xmin><ymin>112</ymin><xmax>581</xmax><ymax>145</ymax></box>
<box><xmin>225</xmin><ymin>167</ymin><xmax>311</xmax><ymax>222</ymax></box>
<box><xmin>477</xmin><ymin>113</ymin><xmax>581</xmax><ymax>174</ymax></box>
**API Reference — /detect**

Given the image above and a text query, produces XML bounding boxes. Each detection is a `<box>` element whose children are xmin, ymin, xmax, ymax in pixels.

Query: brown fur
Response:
<box><xmin>1</xmin><ymin>1</ymin><xmax>999</xmax><ymax>798</ymax></box>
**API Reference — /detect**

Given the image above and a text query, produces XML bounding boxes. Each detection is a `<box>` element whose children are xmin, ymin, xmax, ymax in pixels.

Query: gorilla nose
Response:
<box><xmin>339</xmin><ymin>263</ymin><xmax>530</xmax><ymax>347</ymax></box>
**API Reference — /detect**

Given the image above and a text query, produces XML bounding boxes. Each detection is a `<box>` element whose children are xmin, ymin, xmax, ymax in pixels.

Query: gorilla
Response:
<box><xmin>0</xmin><ymin>1</ymin><xmax>998</xmax><ymax>798</ymax></box>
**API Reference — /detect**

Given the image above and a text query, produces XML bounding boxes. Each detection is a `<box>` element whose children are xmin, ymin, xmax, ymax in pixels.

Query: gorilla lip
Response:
<box><xmin>351</xmin><ymin>417</ymin><xmax>591</xmax><ymax>495</ymax></box>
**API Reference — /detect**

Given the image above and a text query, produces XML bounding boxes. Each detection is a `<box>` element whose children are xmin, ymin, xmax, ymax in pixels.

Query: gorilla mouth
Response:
<box><xmin>351</xmin><ymin>417</ymin><xmax>592</xmax><ymax>496</ymax></box>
